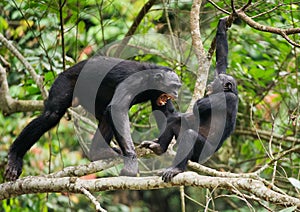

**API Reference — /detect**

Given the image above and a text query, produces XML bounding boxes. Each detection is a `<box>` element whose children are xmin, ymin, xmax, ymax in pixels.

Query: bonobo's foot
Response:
<box><xmin>139</xmin><ymin>140</ymin><xmax>164</xmax><ymax>155</ymax></box>
<box><xmin>88</xmin><ymin>147</ymin><xmax>120</xmax><ymax>161</ymax></box>
<box><xmin>120</xmin><ymin>156</ymin><xmax>139</xmax><ymax>176</ymax></box>
<box><xmin>161</xmin><ymin>167</ymin><xmax>184</xmax><ymax>182</ymax></box>
<box><xmin>5</xmin><ymin>153</ymin><xmax>23</xmax><ymax>181</ymax></box>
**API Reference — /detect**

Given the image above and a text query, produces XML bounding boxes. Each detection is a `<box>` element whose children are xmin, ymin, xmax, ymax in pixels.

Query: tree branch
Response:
<box><xmin>235</xmin><ymin>128</ymin><xmax>300</xmax><ymax>144</ymax></box>
<box><xmin>0</xmin><ymin>63</ymin><xmax>44</xmax><ymax>115</ymax></box>
<box><xmin>80</xmin><ymin>187</ymin><xmax>107</xmax><ymax>212</ymax></box>
<box><xmin>1</xmin><ymin>172</ymin><xmax>300</xmax><ymax>208</ymax></box>
<box><xmin>236</xmin><ymin>9</ymin><xmax>300</xmax><ymax>47</ymax></box>
<box><xmin>115</xmin><ymin>0</ymin><xmax>156</xmax><ymax>57</ymax></box>
<box><xmin>207</xmin><ymin>0</ymin><xmax>230</xmax><ymax>14</ymax></box>
<box><xmin>188</xmin><ymin>0</ymin><xmax>212</xmax><ymax>111</ymax></box>
<box><xmin>47</xmin><ymin>158</ymin><xmax>121</xmax><ymax>178</ymax></box>
<box><xmin>0</xmin><ymin>33</ymin><xmax>48</xmax><ymax>98</ymax></box>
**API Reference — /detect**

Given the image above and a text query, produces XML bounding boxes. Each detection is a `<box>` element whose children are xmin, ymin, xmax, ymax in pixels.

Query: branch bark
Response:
<box><xmin>188</xmin><ymin>0</ymin><xmax>212</xmax><ymax>111</ymax></box>
<box><xmin>236</xmin><ymin>10</ymin><xmax>300</xmax><ymax>47</ymax></box>
<box><xmin>0</xmin><ymin>33</ymin><xmax>48</xmax><ymax>98</ymax></box>
<box><xmin>1</xmin><ymin>172</ymin><xmax>300</xmax><ymax>208</ymax></box>
<box><xmin>0</xmin><ymin>63</ymin><xmax>44</xmax><ymax>115</ymax></box>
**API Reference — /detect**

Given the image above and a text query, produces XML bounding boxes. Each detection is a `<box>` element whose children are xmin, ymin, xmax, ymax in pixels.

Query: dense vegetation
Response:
<box><xmin>0</xmin><ymin>0</ymin><xmax>299</xmax><ymax>211</ymax></box>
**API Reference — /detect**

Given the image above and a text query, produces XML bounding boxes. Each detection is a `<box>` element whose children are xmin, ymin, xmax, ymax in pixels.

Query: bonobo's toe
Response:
<box><xmin>161</xmin><ymin>167</ymin><xmax>183</xmax><ymax>182</ymax></box>
<box><xmin>5</xmin><ymin>155</ymin><xmax>23</xmax><ymax>181</ymax></box>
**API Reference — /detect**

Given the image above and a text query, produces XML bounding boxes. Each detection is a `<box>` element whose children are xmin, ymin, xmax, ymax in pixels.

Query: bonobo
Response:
<box><xmin>5</xmin><ymin>56</ymin><xmax>181</xmax><ymax>181</ymax></box>
<box><xmin>140</xmin><ymin>18</ymin><xmax>238</xmax><ymax>182</ymax></box>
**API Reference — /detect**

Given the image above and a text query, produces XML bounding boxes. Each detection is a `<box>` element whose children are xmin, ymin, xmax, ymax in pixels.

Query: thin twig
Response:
<box><xmin>255</xmin><ymin>145</ymin><xmax>300</xmax><ymax>175</ymax></box>
<box><xmin>251</xmin><ymin>3</ymin><xmax>284</xmax><ymax>19</ymax></box>
<box><xmin>80</xmin><ymin>187</ymin><xmax>107</xmax><ymax>212</ymax></box>
<box><xmin>0</xmin><ymin>33</ymin><xmax>48</xmax><ymax>98</ymax></box>
<box><xmin>59</xmin><ymin>0</ymin><xmax>66</xmax><ymax>71</ymax></box>
<box><xmin>115</xmin><ymin>0</ymin><xmax>156</xmax><ymax>57</ymax></box>
<box><xmin>207</xmin><ymin>0</ymin><xmax>230</xmax><ymax>14</ymax></box>
<box><xmin>241</xmin><ymin>0</ymin><xmax>252</xmax><ymax>11</ymax></box>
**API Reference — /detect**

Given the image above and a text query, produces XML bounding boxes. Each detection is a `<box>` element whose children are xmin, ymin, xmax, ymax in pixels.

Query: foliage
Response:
<box><xmin>0</xmin><ymin>0</ymin><xmax>299</xmax><ymax>211</ymax></box>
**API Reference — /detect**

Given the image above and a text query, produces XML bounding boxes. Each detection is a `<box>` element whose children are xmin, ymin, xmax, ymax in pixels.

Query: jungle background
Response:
<box><xmin>0</xmin><ymin>0</ymin><xmax>300</xmax><ymax>211</ymax></box>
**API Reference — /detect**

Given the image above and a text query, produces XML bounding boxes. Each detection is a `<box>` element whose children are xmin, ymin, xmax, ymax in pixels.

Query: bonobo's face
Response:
<box><xmin>206</xmin><ymin>73</ymin><xmax>237</xmax><ymax>95</ymax></box>
<box><xmin>155</xmin><ymin>70</ymin><xmax>182</xmax><ymax>106</ymax></box>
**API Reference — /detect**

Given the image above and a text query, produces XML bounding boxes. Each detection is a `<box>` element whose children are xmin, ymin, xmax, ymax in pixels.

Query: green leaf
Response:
<box><xmin>278</xmin><ymin>206</ymin><xmax>297</xmax><ymax>212</ymax></box>
<box><xmin>288</xmin><ymin>177</ymin><xmax>300</xmax><ymax>189</ymax></box>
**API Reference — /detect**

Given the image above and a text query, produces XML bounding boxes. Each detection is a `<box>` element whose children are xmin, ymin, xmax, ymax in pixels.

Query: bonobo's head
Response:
<box><xmin>154</xmin><ymin>69</ymin><xmax>182</xmax><ymax>106</ymax></box>
<box><xmin>206</xmin><ymin>73</ymin><xmax>237</xmax><ymax>95</ymax></box>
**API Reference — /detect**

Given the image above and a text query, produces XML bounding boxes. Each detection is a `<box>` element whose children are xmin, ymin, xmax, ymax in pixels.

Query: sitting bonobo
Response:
<box><xmin>5</xmin><ymin>56</ymin><xmax>181</xmax><ymax>181</ymax></box>
<box><xmin>141</xmin><ymin>74</ymin><xmax>238</xmax><ymax>182</ymax></box>
<box><xmin>141</xmin><ymin>17</ymin><xmax>238</xmax><ymax>182</ymax></box>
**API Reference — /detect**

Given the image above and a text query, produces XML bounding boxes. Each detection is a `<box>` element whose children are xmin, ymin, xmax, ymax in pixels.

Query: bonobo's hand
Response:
<box><xmin>5</xmin><ymin>153</ymin><xmax>23</xmax><ymax>181</ymax></box>
<box><xmin>161</xmin><ymin>167</ymin><xmax>184</xmax><ymax>182</ymax></box>
<box><xmin>139</xmin><ymin>140</ymin><xmax>164</xmax><ymax>155</ymax></box>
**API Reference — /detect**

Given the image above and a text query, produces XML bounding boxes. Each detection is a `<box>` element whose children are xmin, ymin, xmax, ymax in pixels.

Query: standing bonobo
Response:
<box><xmin>141</xmin><ymin>17</ymin><xmax>238</xmax><ymax>182</ymax></box>
<box><xmin>5</xmin><ymin>56</ymin><xmax>181</xmax><ymax>181</ymax></box>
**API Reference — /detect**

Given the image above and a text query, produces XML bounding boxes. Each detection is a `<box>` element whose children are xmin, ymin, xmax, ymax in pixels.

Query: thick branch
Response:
<box><xmin>1</xmin><ymin>172</ymin><xmax>300</xmax><ymax>208</ymax></box>
<box><xmin>188</xmin><ymin>0</ymin><xmax>211</xmax><ymax>111</ymax></box>
<box><xmin>47</xmin><ymin>158</ymin><xmax>121</xmax><ymax>178</ymax></box>
<box><xmin>0</xmin><ymin>33</ymin><xmax>48</xmax><ymax>98</ymax></box>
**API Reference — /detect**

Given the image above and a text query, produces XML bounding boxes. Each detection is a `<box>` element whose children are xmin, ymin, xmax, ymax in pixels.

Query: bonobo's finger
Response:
<box><xmin>138</xmin><ymin>140</ymin><xmax>154</xmax><ymax>148</ymax></box>
<box><xmin>139</xmin><ymin>140</ymin><xmax>164</xmax><ymax>155</ymax></box>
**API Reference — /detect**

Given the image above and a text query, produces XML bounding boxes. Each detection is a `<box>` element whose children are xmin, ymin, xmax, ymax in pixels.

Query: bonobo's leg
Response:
<box><xmin>162</xmin><ymin>129</ymin><xmax>206</xmax><ymax>182</ymax></box>
<box><xmin>88</xmin><ymin>114</ymin><xmax>120</xmax><ymax>161</ymax></box>
<box><xmin>5</xmin><ymin>75</ymin><xmax>73</xmax><ymax>181</ymax></box>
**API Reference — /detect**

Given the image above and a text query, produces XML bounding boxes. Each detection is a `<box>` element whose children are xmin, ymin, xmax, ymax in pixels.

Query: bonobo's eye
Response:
<box><xmin>154</xmin><ymin>73</ymin><xmax>164</xmax><ymax>81</ymax></box>
<box><xmin>224</xmin><ymin>82</ymin><xmax>232</xmax><ymax>91</ymax></box>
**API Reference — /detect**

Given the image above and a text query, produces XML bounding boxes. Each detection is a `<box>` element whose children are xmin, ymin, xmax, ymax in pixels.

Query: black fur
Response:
<box><xmin>140</xmin><ymin>18</ymin><xmax>238</xmax><ymax>182</ymax></box>
<box><xmin>5</xmin><ymin>56</ymin><xmax>181</xmax><ymax>181</ymax></box>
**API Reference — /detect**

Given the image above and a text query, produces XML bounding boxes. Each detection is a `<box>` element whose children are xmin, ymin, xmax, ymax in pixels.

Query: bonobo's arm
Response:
<box><xmin>107</xmin><ymin>70</ymin><xmax>179</xmax><ymax>176</ymax></box>
<box><xmin>107</xmin><ymin>76</ymin><xmax>139</xmax><ymax>176</ymax></box>
<box><xmin>216</xmin><ymin>17</ymin><xmax>228</xmax><ymax>74</ymax></box>
<box><xmin>140</xmin><ymin>100</ymin><xmax>180</xmax><ymax>155</ymax></box>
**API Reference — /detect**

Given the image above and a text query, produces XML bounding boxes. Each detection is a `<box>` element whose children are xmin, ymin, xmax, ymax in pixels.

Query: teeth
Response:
<box><xmin>156</xmin><ymin>93</ymin><xmax>175</xmax><ymax>106</ymax></box>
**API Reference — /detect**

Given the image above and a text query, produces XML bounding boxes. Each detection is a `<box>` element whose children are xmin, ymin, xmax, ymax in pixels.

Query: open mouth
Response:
<box><xmin>224</xmin><ymin>83</ymin><xmax>232</xmax><ymax>92</ymax></box>
<box><xmin>156</xmin><ymin>93</ymin><xmax>175</xmax><ymax>106</ymax></box>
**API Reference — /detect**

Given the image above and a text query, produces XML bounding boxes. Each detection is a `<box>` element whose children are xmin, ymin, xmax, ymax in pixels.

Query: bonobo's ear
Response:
<box><xmin>216</xmin><ymin>17</ymin><xmax>228</xmax><ymax>75</ymax></box>
<box><xmin>154</xmin><ymin>72</ymin><xmax>164</xmax><ymax>81</ymax></box>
